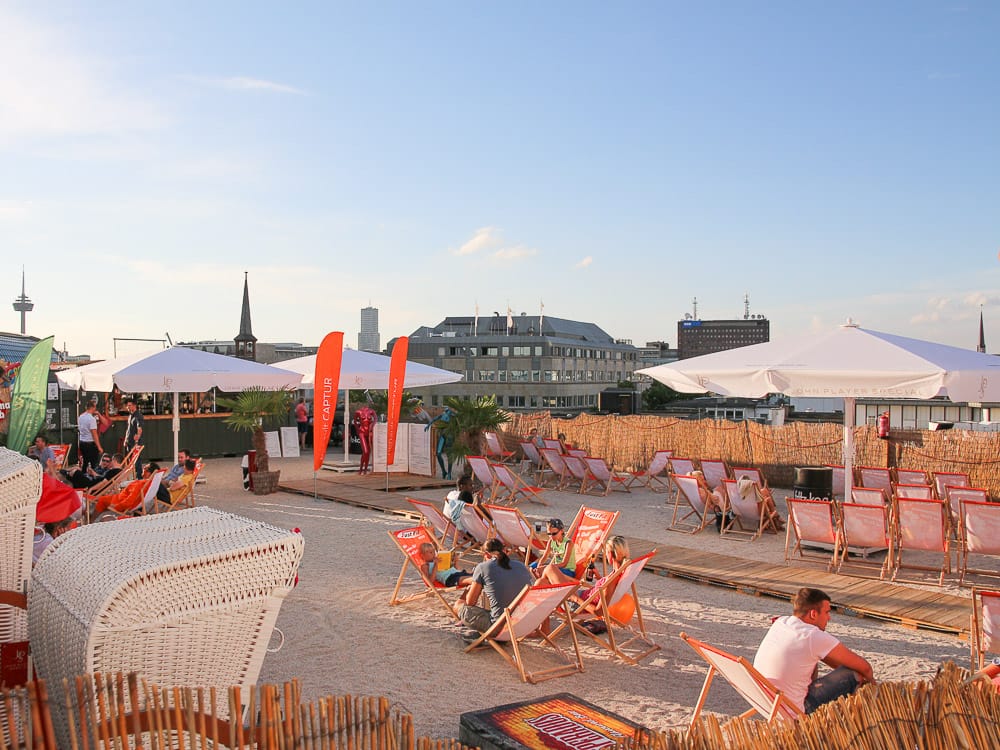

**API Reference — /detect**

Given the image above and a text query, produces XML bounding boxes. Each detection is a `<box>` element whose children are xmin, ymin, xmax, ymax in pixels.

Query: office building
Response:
<box><xmin>359</xmin><ymin>306</ymin><xmax>380</xmax><ymax>353</ymax></box>
<box><xmin>677</xmin><ymin>317</ymin><xmax>770</xmax><ymax>359</ymax></box>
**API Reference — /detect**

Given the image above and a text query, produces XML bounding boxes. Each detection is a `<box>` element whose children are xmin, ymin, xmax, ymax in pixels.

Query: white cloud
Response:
<box><xmin>493</xmin><ymin>245</ymin><xmax>537</xmax><ymax>261</ymax></box>
<box><xmin>192</xmin><ymin>76</ymin><xmax>307</xmax><ymax>95</ymax></box>
<box><xmin>574</xmin><ymin>256</ymin><xmax>593</xmax><ymax>269</ymax></box>
<box><xmin>455</xmin><ymin>227</ymin><xmax>502</xmax><ymax>256</ymax></box>
<box><xmin>0</xmin><ymin>200</ymin><xmax>35</xmax><ymax>220</ymax></box>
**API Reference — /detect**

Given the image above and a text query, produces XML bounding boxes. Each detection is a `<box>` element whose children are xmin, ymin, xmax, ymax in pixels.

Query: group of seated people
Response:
<box><xmin>687</xmin><ymin>469</ymin><xmax>785</xmax><ymax>532</ymax></box>
<box><xmin>93</xmin><ymin>449</ymin><xmax>199</xmax><ymax>515</ymax></box>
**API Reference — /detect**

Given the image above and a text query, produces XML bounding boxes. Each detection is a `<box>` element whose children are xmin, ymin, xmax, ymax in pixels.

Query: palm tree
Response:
<box><xmin>216</xmin><ymin>387</ymin><xmax>294</xmax><ymax>474</ymax></box>
<box><xmin>436</xmin><ymin>395</ymin><xmax>510</xmax><ymax>462</ymax></box>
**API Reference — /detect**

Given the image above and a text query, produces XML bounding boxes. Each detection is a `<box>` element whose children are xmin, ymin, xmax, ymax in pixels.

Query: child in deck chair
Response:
<box><xmin>418</xmin><ymin>542</ymin><xmax>472</xmax><ymax>588</ymax></box>
<box><xmin>531</xmin><ymin>518</ymin><xmax>576</xmax><ymax>579</ymax></box>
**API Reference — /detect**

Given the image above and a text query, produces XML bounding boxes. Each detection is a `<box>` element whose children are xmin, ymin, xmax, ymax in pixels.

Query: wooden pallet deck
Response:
<box><xmin>280</xmin><ymin>475</ymin><xmax>971</xmax><ymax>638</ymax></box>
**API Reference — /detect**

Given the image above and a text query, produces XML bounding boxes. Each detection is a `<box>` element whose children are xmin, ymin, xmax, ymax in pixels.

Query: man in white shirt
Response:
<box><xmin>753</xmin><ymin>588</ymin><xmax>874</xmax><ymax>713</ymax></box>
<box><xmin>77</xmin><ymin>400</ymin><xmax>103</xmax><ymax>473</ymax></box>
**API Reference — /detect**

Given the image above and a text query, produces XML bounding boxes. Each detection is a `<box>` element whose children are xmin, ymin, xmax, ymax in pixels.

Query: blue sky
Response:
<box><xmin>2</xmin><ymin>2</ymin><xmax>998</xmax><ymax>360</ymax></box>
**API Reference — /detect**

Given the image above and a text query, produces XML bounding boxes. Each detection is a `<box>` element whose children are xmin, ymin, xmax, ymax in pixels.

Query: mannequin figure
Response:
<box><xmin>424</xmin><ymin>406</ymin><xmax>455</xmax><ymax>479</ymax></box>
<box><xmin>353</xmin><ymin>404</ymin><xmax>377</xmax><ymax>473</ymax></box>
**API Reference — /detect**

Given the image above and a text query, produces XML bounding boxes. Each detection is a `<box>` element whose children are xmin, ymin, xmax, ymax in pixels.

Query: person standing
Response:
<box><xmin>295</xmin><ymin>398</ymin><xmax>309</xmax><ymax>450</ymax></box>
<box><xmin>123</xmin><ymin>398</ymin><xmax>144</xmax><ymax>475</ymax></box>
<box><xmin>77</xmin><ymin>400</ymin><xmax>103</xmax><ymax>473</ymax></box>
<box><xmin>753</xmin><ymin>588</ymin><xmax>874</xmax><ymax>714</ymax></box>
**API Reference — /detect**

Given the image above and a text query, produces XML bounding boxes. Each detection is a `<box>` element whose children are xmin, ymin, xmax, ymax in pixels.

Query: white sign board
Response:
<box><xmin>407</xmin><ymin>423</ymin><xmax>433</xmax><ymax>476</ymax></box>
<box><xmin>373</xmin><ymin>423</ymin><xmax>409</xmax><ymax>473</ymax></box>
<box><xmin>264</xmin><ymin>430</ymin><xmax>282</xmax><ymax>459</ymax></box>
<box><xmin>280</xmin><ymin>426</ymin><xmax>300</xmax><ymax>457</ymax></box>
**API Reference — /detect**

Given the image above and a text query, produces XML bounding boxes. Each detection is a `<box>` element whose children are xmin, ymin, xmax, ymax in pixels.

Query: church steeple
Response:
<box><xmin>234</xmin><ymin>272</ymin><xmax>257</xmax><ymax>361</ymax></box>
<box><xmin>978</xmin><ymin>305</ymin><xmax>986</xmax><ymax>354</ymax></box>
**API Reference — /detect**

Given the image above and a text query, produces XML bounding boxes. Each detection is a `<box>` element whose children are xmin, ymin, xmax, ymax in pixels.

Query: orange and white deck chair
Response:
<box><xmin>824</xmin><ymin>465</ymin><xmax>846</xmax><ymax>499</ymax></box>
<box><xmin>784</xmin><ymin>497</ymin><xmax>842</xmax><ymax>571</ymax></box>
<box><xmin>970</xmin><ymin>588</ymin><xmax>1000</xmax><ymax>670</ymax></box>
<box><xmin>699</xmin><ymin>459</ymin><xmax>731</xmax><ymax>490</ymax></box>
<box><xmin>486</xmin><ymin>505</ymin><xmax>546</xmax><ymax>564</ymax></box>
<box><xmin>893</xmin><ymin>483</ymin><xmax>934</xmax><ymax>500</ymax></box>
<box><xmin>583</xmin><ymin>456</ymin><xmax>633</xmax><ymax>496</ymax></box>
<box><xmin>631</xmin><ymin>449</ymin><xmax>674</xmax><ymax>492</ymax></box>
<box><xmin>83</xmin><ymin>444</ymin><xmax>145</xmax><ymax>511</ymax></box>
<box><xmin>933</xmin><ymin>471</ymin><xmax>970</xmax><ymax>500</ymax></box>
<box><xmin>388</xmin><ymin>526</ymin><xmax>461</xmax><ymax>620</ymax></box>
<box><xmin>94</xmin><ymin>470</ymin><xmax>166</xmax><ymax>521</ymax></box>
<box><xmin>154</xmin><ymin>458</ymin><xmax>202</xmax><ymax>513</ymax></box>
<box><xmin>540</xmin><ymin>448</ymin><xmax>570</xmax><ymax>490</ymax></box>
<box><xmin>518</xmin><ymin>440</ymin><xmax>551</xmax><ymax>486</ymax></box>
<box><xmin>483</xmin><ymin>431</ymin><xmax>516</xmax><ymax>464</ymax></box>
<box><xmin>946</xmin><ymin>486</ymin><xmax>988</xmax><ymax>527</ymax></box>
<box><xmin>668</xmin><ymin>457</ymin><xmax>696</xmax><ymax>478</ymax></box>
<box><xmin>491</xmin><ymin>463</ymin><xmax>548</xmax><ymax>506</ymax></box>
<box><xmin>466</xmin><ymin>455</ymin><xmax>499</xmax><ymax>502</ymax></box>
<box><xmin>542</xmin><ymin>438</ymin><xmax>563</xmax><ymax>453</ymax></box>
<box><xmin>552</xmin><ymin>551</ymin><xmax>661</xmax><ymax>665</ymax></box>
<box><xmin>959</xmin><ymin>499</ymin><xmax>1000</xmax><ymax>584</ymax></box>
<box><xmin>458</xmin><ymin>502</ymin><xmax>493</xmax><ymax>547</ymax></box>
<box><xmin>851</xmin><ymin>486</ymin><xmax>887</xmax><ymax>505</ymax></box>
<box><xmin>668</xmin><ymin>474</ymin><xmax>712</xmax><ymax>534</ymax></box>
<box><xmin>463</xmin><ymin>581</ymin><xmax>583</xmax><ymax>683</ymax></box>
<box><xmin>564</xmin><ymin>505</ymin><xmax>621</xmax><ymax>580</ymax></box>
<box><xmin>561</xmin><ymin>454</ymin><xmax>594</xmax><ymax>494</ymax></box>
<box><xmin>894</xmin><ymin>468</ymin><xmax>928</xmax><ymax>486</ymax></box>
<box><xmin>838</xmin><ymin>500</ymin><xmax>892</xmax><ymax>578</ymax></box>
<box><xmin>721</xmin><ymin>478</ymin><xmax>778</xmax><ymax>541</ymax></box>
<box><xmin>50</xmin><ymin>444</ymin><xmax>72</xmax><ymax>471</ymax></box>
<box><xmin>407</xmin><ymin>497</ymin><xmax>461</xmax><ymax>548</ymax></box>
<box><xmin>858</xmin><ymin>466</ymin><xmax>892</xmax><ymax>496</ymax></box>
<box><xmin>891</xmin><ymin>496</ymin><xmax>951</xmax><ymax>585</ymax></box>
<box><xmin>731</xmin><ymin>466</ymin><xmax>769</xmax><ymax>491</ymax></box>
<box><xmin>680</xmin><ymin>631</ymin><xmax>803</xmax><ymax>730</ymax></box>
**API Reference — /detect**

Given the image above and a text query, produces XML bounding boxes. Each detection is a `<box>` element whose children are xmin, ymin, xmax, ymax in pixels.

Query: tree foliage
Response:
<box><xmin>436</xmin><ymin>395</ymin><xmax>510</xmax><ymax>461</ymax></box>
<box><xmin>216</xmin><ymin>387</ymin><xmax>294</xmax><ymax>473</ymax></box>
<box><xmin>642</xmin><ymin>381</ymin><xmax>687</xmax><ymax>411</ymax></box>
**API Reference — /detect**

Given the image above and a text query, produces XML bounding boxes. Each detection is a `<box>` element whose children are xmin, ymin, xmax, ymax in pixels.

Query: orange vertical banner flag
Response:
<box><xmin>385</xmin><ymin>336</ymin><xmax>409</xmax><ymax>467</ymax></box>
<box><xmin>313</xmin><ymin>332</ymin><xmax>344</xmax><ymax>472</ymax></box>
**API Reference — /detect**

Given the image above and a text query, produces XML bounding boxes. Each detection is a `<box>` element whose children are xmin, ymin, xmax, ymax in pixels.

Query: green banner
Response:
<box><xmin>7</xmin><ymin>336</ymin><xmax>54</xmax><ymax>454</ymax></box>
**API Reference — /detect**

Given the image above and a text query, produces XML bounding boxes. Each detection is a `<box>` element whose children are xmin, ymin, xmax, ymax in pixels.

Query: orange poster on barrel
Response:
<box><xmin>385</xmin><ymin>336</ymin><xmax>408</xmax><ymax>467</ymax></box>
<box><xmin>313</xmin><ymin>332</ymin><xmax>344</xmax><ymax>471</ymax></box>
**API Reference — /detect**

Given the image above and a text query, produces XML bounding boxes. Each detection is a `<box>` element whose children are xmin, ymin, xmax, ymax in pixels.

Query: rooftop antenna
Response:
<box><xmin>692</xmin><ymin>297</ymin><xmax>698</xmax><ymax>321</ymax></box>
<box><xmin>743</xmin><ymin>293</ymin><xmax>750</xmax><ymax>320</ymax></box>
<box><xmin>978</xmin><ymin>304</ymin><xmax>986</xmax><ymax>353</ymax></box>
<box><xmin>165</xmin><ymin>332</ymin><xmax>173</xmax><ymax>346</ymax></box>
<box><xmin>12</xmin><ymin>266</ymin><xmax>33</xmax><ymax>335</ymax></box>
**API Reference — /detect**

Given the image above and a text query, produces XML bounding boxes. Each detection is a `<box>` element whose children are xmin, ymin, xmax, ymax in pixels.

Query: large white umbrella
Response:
<box><xmin>636</xmin><ymin>321</ymin><xmax>1000</xmax><ymax>498</ymax></box>
<box><xmin>274</xmin><ymin>348</ymin><xmax>463</xmax><ymax>463</ymax></box>
<box><xmin>57</xmin><ymin>347</ymin><xmax>303</xmax><ymax>459</ymax></box>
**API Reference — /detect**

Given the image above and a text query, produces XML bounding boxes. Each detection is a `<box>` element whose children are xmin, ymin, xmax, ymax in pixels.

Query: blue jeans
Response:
<box><xmin>804</xmin><ymin>666</ymin><xmax>859</xmax><ymax>713</ymax></box>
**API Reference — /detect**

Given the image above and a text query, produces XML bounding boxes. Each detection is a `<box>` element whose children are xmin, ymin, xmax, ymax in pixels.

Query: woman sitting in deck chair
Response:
<box><xmin>539</xmin><ymin>535</ymin><xmax>629</xmax><ymax>611</ymax></box>
<box><xmin>736</xmin><ymin>474</ymin><xmax>784</xmax><ymax>531</ymax></box>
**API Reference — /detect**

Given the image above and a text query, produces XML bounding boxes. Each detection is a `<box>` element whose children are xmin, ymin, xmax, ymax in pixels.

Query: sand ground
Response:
<box><xmin>194</xmin><ymin>454</ymin><xmax>976</xmax><ymax>741</ymax></box>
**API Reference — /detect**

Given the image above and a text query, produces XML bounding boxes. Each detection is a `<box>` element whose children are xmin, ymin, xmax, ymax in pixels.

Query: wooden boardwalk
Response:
<box><xmin>280</xmin><ymin>475</ymin><xmax>971</xmax><ymax>638</ymax></box>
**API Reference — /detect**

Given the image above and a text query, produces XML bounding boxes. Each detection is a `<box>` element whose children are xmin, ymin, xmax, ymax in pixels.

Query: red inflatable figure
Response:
<box><xmin>353</xmin><ymin>405</ymin><xmax>377</xmax><ymax>474</ymax></box>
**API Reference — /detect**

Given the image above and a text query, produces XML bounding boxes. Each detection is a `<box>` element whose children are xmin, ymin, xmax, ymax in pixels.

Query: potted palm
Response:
<box><xmin>217</xmin><ymin>387</ymin><xmax>294</xmax><ymax>495</ymax></box>
<box><xmin>436</xmin><ymin>395</ymin><xmax>511</xmax><ymax>470</ymax></box>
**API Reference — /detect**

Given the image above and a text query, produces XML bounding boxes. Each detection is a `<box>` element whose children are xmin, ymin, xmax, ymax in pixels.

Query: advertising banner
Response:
<box><xmin>312</xmin><ymin>332</ymin><xmax>344</xmax><ymax>471</ymax></box>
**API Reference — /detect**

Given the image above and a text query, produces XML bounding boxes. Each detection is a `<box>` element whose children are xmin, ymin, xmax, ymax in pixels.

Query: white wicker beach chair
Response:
<box><xmin>28</xmin><ymin>506</ymin><xmax>303</xmax><ymax>745</ymax></box>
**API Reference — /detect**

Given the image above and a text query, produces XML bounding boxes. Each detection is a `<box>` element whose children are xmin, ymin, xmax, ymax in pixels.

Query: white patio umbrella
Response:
<box><xmin>636</xmin><ymin>321</ymin><xmax>1000</xmax><ymax>498</ymax></box>
<box><xmin>274</xmin><ymin>348</ymin><xmax>463</xmax><ymax>463</ymax></box>
<box><xmin>56</xmin><ymin>347</ymin><xmax>303</xmax><ymax>459</ymax></box>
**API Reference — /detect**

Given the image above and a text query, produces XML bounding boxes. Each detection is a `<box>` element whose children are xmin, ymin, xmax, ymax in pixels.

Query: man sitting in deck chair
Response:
<box><xmin>753</xmin><ymin>588</ymin><xmax>874</xmax><ymax>714</ymax></box>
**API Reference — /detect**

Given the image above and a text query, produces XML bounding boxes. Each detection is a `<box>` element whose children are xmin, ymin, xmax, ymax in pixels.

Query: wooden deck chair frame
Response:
<box><xmin>970</xmin><ymin>587</ymin><xmax>1000</xmax><ymax>670</ymax></box>
<box><xmin>486</xmin><ymin>505</ymin><xmax>545</xmax><ymax>564</ymax></box>
<box><xmin>407</xmin><ymin>497</ymin><xmax>461</xmax><ymax>548</ymax></box>
<box><xmin>894</xmin><ymin>468</ymin><xmax>928</xmax><ymax>486</ymax></box>
<box><xmin>721</xmin><ymin>478</ymin><xmax>776</xmax><ymax>541</ymax></box>
<box><xmin>458</xmin><ymin>503</ymin><xmax>493</xmax><ymax>547</ymax></box>
<box><xmin>893</xmin><ymin>483</ymin><xmax>933</xmax><ymax>500</ymax></box>
<box><xmin>633</xmin><ymin>450</ymin><xmax>674</xmax><ymax>492</ymax></box>
<box><xmin>583</xmin><ymin>456</ymin><xmax>632</xmax><ymax>496</ymax></box>
<box><xmin>837</xmin><ymin>501</ymin><xmax>892</xmax><ymax>578</ymax></box>
<box><xmin>463</xmin><ymin>581</ymin><xmax>583</xmax><ymax>683</ymax></box>
<box><xmin>680</xmin><ymin>631</ymin><xmax>803</xmax><ymax>730</ymax></box>
<box><xmin>699</xmin><ymin>459</ymin><xmax>731</xmax><ymax>490</ymax></box>
<box><xmin>539</xmin><ymin>448</ymin><xmax>570</xmax><ymax>490</ymax></box>
<box><xmin>542</xmin><ymin>438</ymin><xmax>563</xmax><ymax>453</ymax></box>
<box><xmin>466</xmin><ymin>456</ymin><xmax>499</xmax><ymax>502</ymax></box>
<box><xmin>784</xmin><ymin>497</ymin><xmax>842</xmax><ymax>571</ymax></box>
<box><xmin>561</xmin><ymin>454</ymin><xmax>595</xmax><ymax>495</ymax></box>
<box><xmin>154</xmin><ymin>459</ymin><xmax>202</xmax><ymax>513</ymax></box>
<box><xmin>518</xmin><ymin>440</ymin><xmax>551</xmax><ymax>486</ymax></box>
<box><xmin>491</xmin><ymin>463</ymin><xmax>548</xmax><ymax>506</ymax></box>
<box><xmin>83</xmin><ymin>445</ymin><xmax>145</xmax><ymax>515</ymax></box>
<box><xmin>891</xmin><ymin>496</ymin><xmax>951</xmax><ymax>585</ymax></box>
<box><xmin>483</xmin><ymin>431</ymin><xmax>516</xmax><ymax>464</ymax></box>
<box><xmin>94</xmin><ymin>470</ymin><xmax>166</xmax><ymax>521</ymax></box>
<box><xmin>387</xmin><ymin>526</ymin><xmax>460</xmax><ymax>620</ymax></box>
<box><xmin>552</xmin><ymin>551</ymin><xmax>661</xmax><ymax>665</ymax></box>
<box><xmin>850</xmin><ymin>486</ymin><xmax>887</xmax><ymax>505</ymax></box>
<box><xmin>858</xmin><ymin>466</ymin><xmax>892</xmax><ymax>495</ymax></box>
<box><xmin>565</xmin><ymin>505</ymin><xmax>621</xmax><ymax>580</ymax></box>
<box><xmin>933</xmin><ymin>471</ymin><xmax>969</xmax><ymax>500</ymax></box>
<box><xmin>668</xmin><ymin>474</ymin><xmax>712</xmax><ymax>534</ymax></box>
<box><xmin>959</xmin><ymin>500</ymin><xmax>1000</xmax><ymax>584</ymax></box>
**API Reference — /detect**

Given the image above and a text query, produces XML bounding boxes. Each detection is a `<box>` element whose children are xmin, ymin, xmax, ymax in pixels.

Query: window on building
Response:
<box><xmin>530</xmin><ymin>395</ymin><xmax>539</xmax><ymax>407</ymax></box>
<box><xmin>534</xmin><ymin>346</ymin><xmax>542</xmax><ymax>356</ymax></box>
<box><xmin>431</xmin><ymin>395</ymin><xmax>439</xmax><ymax>406</ymax></box>
<box><xmin>508</xmin><ymin>395</ymin><xmax>525</xmax><ymax>407</ymax></box>
<box><xmin>510</xmin><ymin>370</ymin><xmax>530</xmax><ymax>382</ymax></box>
<box><xmin>479</xmin><ymin>370</ymin><xmax>496</xmax><ymax>382</ymax></box>
<box><xmin>498</xmin><ymin>371</ymin><xmax>507</xmax><ymax>382</ymax></box>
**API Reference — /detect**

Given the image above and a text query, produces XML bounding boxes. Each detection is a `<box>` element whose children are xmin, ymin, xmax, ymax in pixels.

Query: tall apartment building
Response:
<box><xmin>358</xmin><ymin>306</ymin><xmax>380</xmax><ymax>353</ymax></box>
<box><xmin>397</xmin><ymin>312</ymin><xmax>638</xmax><ymax>413</ymax></box>
<box><xmin>677</xmin><ymin>317</ymin><xmax>770</xmax><ymax>359</ymax></box>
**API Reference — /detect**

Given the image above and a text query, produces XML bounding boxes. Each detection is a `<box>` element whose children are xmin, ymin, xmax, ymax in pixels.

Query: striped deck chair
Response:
<box><xmin>933</xmin><ymin>471</ymin><xmax>970</xmax><ymax>500</ymax></box>
<box><xmin>669</xmin><ymin>474</ymin><xmax>712</xmax><ymax>534</ymax></box>
<box><xmin>486</xmin><ymin>505</ymin><xmax>546</xmax><ymax>564</ymax></box>
<box><xmin>491</xmin><ymin>463</ymin><xmax>548</xmax><ymax>506</ymax></box>
<box><xmin>464</xmin><ymin>581</ymin><xmax>583</xmax><ymax>684</ymax></box>
<box><xmin>631</xmin><ymin>450</ymin><xmax>674</xmax><ymax>492</ymax></box>
<box><xmin>667</xmin><ymin>458</ymin><xmax>696</xmax><ymax>501</ymax></box>
<box><xmin>699</xmin><ymin>459</ymin><xmax>731</xmax><ymax>490</ymax></box>
<box><xmin>784</xmin><ymin>497</ymin><xmax>842</xmax><ymax>571</ymax></box>
<box><xmin>540</xmin><ymin>449</ymin><xmax>570</xmax><ymax>490</ymax></box>
<box><xmin>959</xmin><ymin>500</ymin><xmax>1000</xmax><ymax>584</ymax></box>
<box><xmin>894</xmin><ymin>468</ymin><xmax>928</xmax><ymax>486</ymax></box>
<box><xmin>891</xmin><ymin>496</ymin><xmax>951</xmax><ymax>585</ymax></box>
<box><xmin>858</xmin><ymin>466</ymin><xmax>892</xmax><ymax>496</ymax></box>
<box><xmin>971</xmin><ymin>588</ymin><xmax>1000</xmax><ymax>670</ymax></box>
<box><xmin>92</xmin><ymin>470</ymin><xmax>166</xmax><ymax>521</ymax></box>
<box><xmin>483</xmin><ymin>431</ymin><xmax>516</xmax><ymax>464</ymax></box>
<box><xmin>50</xmin><ymin>444</ymin><xmax>72</xmax><ymax>470</ymax></box>
<box><xmin>583</xmin><ymin>457</ymin><xmax>632</xmax><ymax>496</ymax></box>
<box><xmin>681</xmin><ymin>631</ymin><xmax>803</xmax><ymax>730</ymax></box>
<box><xmin>388</xmin><ymin>526</ymin><xmax>460</xmax><ymax>620</ymax></box>
<box><xmin>838</xmin><ymin>501</ymin><xmax>892</xmax><ymax>578</ymax></box>
<box><xmin>564</xmin><ymin>505</ymin><xmax>621</xmax><ymax>580</ymax></box>
<box><xmin>466</xmin><ymin>456</ymin><xmax>499</xmax><ymax>502</ymax></box>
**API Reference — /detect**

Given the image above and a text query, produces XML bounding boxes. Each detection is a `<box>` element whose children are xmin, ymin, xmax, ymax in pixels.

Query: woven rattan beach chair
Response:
<box><xmin>970</xmin><ymin>588</ymin><xmax>1000</xmax><ymax>670</ymax></box>
<box><xmin>858</xmin><ymin>466</ymin><xmax>892</xmax><ymax>496</ymax></box>
<box><xmin>838</xmin><ymin>500</ymin><xmax>892</xmax><ymax>577</ymax></box>
<box><xmin>631</xmin><ymin>449</ymin><xmax>673</xmax><ymax>492</ymax></box>
<box><xmin>680</xmin><ymin>631</ymin><xmax>803</xmax><ymax>730</ymax></box>
<box><xmin>388</xmin><ymin>525</ymin><xmax>461</xmax><ymax>620</ymax></box>
<box><xmin>466</xmin><ymin>456</ymin><xmax>499</xmax><ymax>502</ymax></box>
<box><xmin>583</xmin><ymin>457</ymin><xmax>633</xmax><ymax>496</ymax></box>
<box><xmin>933</xmin><ymin>471</ymin><xmax>970</xmax><ymax>500</ymax></box>
<box><xmin>486</xmin><ymin>505</ymin><xmax>546</xmax><ymax>564</ymax></box>
<box><xmin>668</xmin><ymin>474</ymin><xmax>712</xmax><ymax>534</ymax></box>
<box><xmin>699</xmin><ymin>459</ymin><xmax>731</xmax><ymax>490</ymax></box>
<box><xmin>959</xmin><ymin>500</ymin><xmax>1000</xmax><ymax>584</ymax></box>
<box><xmin>28</xmin><ymin>507</ymin><xmax>304</xmax><ymax>745</ymax></box>
<box><xmin>483</xmin><ymin>431</ymin><xmax>516</xmax><ymax>464</ymax></box>
<box><xmin>894</xmin><ymin>468</ymin><xmax>928</xmax><ymax>486</ymax></box>
<box><xmin>491</xmin><ymin>463</ymin><xmax>548</xmax><ymax>506</ymax></box>
<box><xmin>563</xmin><ymin>505</ymin><xmax>620</xmax><ymax>580</ymax></box>
<box><xmin>463</xmin><ymin>581</ymin><xmax>583</xmax><ymax>684</ymax></box>
<box><xmin>891</xmin><ymin>496</ymin><xmax>951</xmax><ymax>585</ymax></box>
<box><xmin>784</xmin><ymin>497</ymin><xmax>842</xmax><ymax>571</ymax></box>
<box><xmin>551</xmin><ymin>551</ymin><xmax>661</xmax><ymax>665</ymax></box>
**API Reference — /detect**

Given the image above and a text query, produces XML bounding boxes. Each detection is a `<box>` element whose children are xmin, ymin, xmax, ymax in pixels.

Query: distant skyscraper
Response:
<box><xmin>359</xmin><ymin>305</ymin><xmax>380</xmax><ymax>352</ymax></box>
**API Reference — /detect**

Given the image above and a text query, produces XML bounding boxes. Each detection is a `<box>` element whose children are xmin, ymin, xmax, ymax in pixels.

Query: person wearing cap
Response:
<box><xmin>530</xmin><ymin>518</ymin><xmax>576</xmax><ymax>579</ymax></box>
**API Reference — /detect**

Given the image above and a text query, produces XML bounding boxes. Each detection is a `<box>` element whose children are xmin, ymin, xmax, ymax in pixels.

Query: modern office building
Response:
<box><xmin>359</xmin><ymin>306</ymin><xmax>380</xmax><ymax>353</ymax></box>
<box><xmin>677</xmin><ymin>317</ymin><xmax>770</xmax><ymax>359</ymax></box>
<box><xmin>396</xmin><ymin>312</ymin><xmax>639</xmax><ymax>413</ymax></box>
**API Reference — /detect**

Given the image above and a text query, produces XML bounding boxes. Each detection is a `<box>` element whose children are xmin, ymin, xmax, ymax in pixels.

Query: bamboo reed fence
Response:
<box><xmin>0</xmin><ymin>673</ymin><xmax>474</xmax><ymax>750</ymax></box>
<box><xmin>504</xmin><ymin>413</ymin><xmax>1000</xmax><ymax>498</ymax></box>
